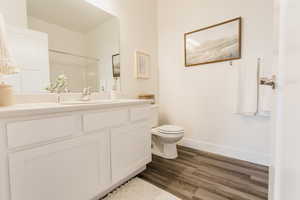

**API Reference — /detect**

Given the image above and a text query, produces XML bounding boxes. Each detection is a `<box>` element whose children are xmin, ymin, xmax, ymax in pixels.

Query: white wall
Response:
<box><xmin>85</xmin><ymin>17</ymin><xmax>120</xmax><ymax>92</ymax></box>
<box><xmin>272</xmin><ymin>0</ymin><xmax>300</xmax><ymax>199</ymax></box>
<box><xmin>28</xmin><ymin>17</ymin><xmax>86</xmax><ymax>55</ymax></box>
<box><xmin>0</xmin><ymin>5</ymin><xmax>50</xmax><ymax>94</ymax></box>
<box><xmin>6</xmin><ymin>27</ymin><xmax>50</xmax><ymax>93</ymax></box>
<box><xmin>0</xmin><ymin>0</ymin><xmax>27</xmax><ymax>28</ymax></box>
<box><xmin>28</xmin><ymin>17</ymin><xmax>92</xmax><ymax>92</ymax></box>
<box><xmin>87</xmin><ymin>0</ymin><xmax>158</xmax><ymax>98</ymax></box>
<box><xmin>28</xmin><ymin>16</ymin><xmax>120</xmax><ymax>92</ymax></box>
<box><xmin>157</xmin><ymin>0</ymin><xmax>273</xmax><ymax>165</ymax></box>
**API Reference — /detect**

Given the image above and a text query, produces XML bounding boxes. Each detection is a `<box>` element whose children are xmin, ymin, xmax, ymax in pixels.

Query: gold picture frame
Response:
<box><xmin>184</xmin><ymin>17</ymin><xmax>242</xmax><ymax>67</ymax></box>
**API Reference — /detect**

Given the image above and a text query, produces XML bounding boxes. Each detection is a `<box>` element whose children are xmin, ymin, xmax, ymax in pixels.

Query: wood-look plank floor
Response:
<box><xmin>139</xmin><ymin>146</ymin><xmax>269</xmax><ymax>200</ymax></box>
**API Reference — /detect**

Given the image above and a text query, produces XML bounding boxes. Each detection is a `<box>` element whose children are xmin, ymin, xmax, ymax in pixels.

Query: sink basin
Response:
<box><xmin>61</xmin><ymin>100</ymin><xmax>120</xmax><ymax>105</ymax></box>
<box><xmin>60</xmin><ymin>100</ymin><xmax>121</xmax><ymax>105</ymax></box>
<box><xmin>60</xmin><ymin>99</ymin><xmax>149</xmax><ymax>105</ymax></box>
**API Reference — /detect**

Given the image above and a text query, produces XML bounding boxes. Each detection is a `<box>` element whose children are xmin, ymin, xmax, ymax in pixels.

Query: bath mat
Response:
<box><xmin>102</xmin><ymin>178</ymin><xmax>181</xmax><ymax>200</ymax></box>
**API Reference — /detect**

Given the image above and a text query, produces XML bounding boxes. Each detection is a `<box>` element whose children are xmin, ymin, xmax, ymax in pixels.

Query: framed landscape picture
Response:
<box><xmin>184</xmin><ymin>17</ymin><xmax>242</xmax><ymax>67</ymax></box>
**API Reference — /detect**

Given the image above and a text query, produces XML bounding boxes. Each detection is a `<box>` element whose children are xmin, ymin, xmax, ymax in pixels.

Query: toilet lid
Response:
<box><xmin>158</xmin><ymin>125</ymin><xmax>184</xmax><ymax>134</ymax></box>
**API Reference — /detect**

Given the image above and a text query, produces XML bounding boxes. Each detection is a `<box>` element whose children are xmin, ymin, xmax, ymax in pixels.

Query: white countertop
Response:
<box><xmin>0</xmin><ymin>99</ymin><xmax>151</xmax><ymax>118</ymax></box>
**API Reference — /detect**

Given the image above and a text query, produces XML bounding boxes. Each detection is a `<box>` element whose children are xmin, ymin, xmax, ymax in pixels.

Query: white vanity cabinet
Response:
<box><xmin>9</xmin><ymin>132</ymin><xmax>110</xmax><ymax>200</ymax></box>
<box><xmin>0</xmin><ymin>102</ymin><xmax>152</xmax><ymax>200</ymax></box>
<box><xmin>111</xmin><ymin>122</ymin><xmax>151</xmax><ymax>183</ymax></box>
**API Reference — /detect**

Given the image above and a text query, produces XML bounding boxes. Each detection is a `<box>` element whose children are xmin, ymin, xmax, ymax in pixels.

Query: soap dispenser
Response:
<box><xmin>110</xmin><ymin>78</ymin><xmax>118</xmax><ymax>100</ymax></box>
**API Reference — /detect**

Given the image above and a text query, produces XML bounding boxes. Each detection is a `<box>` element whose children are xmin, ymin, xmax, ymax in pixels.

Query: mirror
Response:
<box><xmin>26</xmin><ymin>0</ymin><xmax>121</xmax><ymax>93</ymax></box>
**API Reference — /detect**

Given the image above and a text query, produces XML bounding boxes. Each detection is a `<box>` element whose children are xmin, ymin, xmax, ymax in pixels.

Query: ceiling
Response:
<box><xmin>27</xmin><ymin>0</ymin><xmax>114</xmax><ymax>33</ymax></box>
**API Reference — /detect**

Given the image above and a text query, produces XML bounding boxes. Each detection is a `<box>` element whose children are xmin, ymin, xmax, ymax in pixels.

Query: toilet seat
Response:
<box><xmin>157</xmin><ymin>125</ymin><xmax>184</xmax><ymax>135</ymax></box>
<box><xmin>152</xmin><ymin>130</ymin><xmax>184</xmax><ymax>138</ymax></box>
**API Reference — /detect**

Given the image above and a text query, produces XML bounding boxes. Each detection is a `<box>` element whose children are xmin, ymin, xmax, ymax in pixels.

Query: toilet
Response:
<box><xmin>150</xmin><ymin>105</ymin><xmax>184</xmax><ymax>159</ymax></box>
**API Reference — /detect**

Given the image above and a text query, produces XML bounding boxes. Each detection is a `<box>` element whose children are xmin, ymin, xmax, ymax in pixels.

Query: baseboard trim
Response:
<box><xmin>179</xmin><ymin>138</ymin><xmax>271</xmax><ymax>166</ymax></box>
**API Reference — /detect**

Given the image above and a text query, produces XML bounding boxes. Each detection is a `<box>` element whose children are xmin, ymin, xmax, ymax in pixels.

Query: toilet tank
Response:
<box><xmin>149</xmin><ymin>104</ymin><xmax>159</xmax><ymax>128</ymax></box>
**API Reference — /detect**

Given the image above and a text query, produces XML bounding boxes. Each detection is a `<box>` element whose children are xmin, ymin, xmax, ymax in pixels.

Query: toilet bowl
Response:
<box><xmin>151</xmin><ymin>125</ymin><xmax>184</xmax><ymax>159</ymax></box>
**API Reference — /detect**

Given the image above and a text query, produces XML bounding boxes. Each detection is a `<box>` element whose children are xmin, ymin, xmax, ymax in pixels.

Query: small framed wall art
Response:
<box><xmin>112</xmin><ymin>53</ymin><xmax>120</xmax><ymax>78</ymax></box>
<box><xmin>184</xmin><ymin>17</ymin><xmax>242</xmax><ymax>67</ymax></box>
<box><xmin>135</xmin><ymin>51</ymin><xmax>150</xmax><ymax>79</ymax></box>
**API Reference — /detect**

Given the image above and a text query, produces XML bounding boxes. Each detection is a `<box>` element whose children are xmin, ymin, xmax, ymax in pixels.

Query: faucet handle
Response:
<box><xmin>82</xmin><ymin>87</ymin><xmax>92</xmax><ymax>95</ymax></box>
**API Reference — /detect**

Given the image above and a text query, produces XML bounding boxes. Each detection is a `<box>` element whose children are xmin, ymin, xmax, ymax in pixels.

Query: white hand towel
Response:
<box><xmin>235</xmin><ymin>57</ymin><xmax>272</xmax><ymax>117</ymax></box>
<box><xmin>257</xmin><ymin>58</ymin><xmax>272</xmax><ymax>117</ymax></box>
<box><xmin>259</xmin><ymin>84</ymin><xmax>272</xmax><ymax>116</ymax></box>
<box><xmin>235</xmin><ymin>59</ymin><xmax>258</xmax><ymax>116</ymax></box>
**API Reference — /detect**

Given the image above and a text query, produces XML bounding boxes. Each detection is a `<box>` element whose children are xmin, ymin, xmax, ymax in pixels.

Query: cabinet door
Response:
<box><xmin>9</xmin><ymin>132</ymin><xmax>110</xmax><ymax>200</ymax></box>
<box><xmin>111</xmin><ymin>122</ymin><xmax>151</xmax><ymax>183</ymax></box>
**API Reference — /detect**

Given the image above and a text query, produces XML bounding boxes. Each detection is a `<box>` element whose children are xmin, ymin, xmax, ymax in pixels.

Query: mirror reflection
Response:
<box><xmin>26</xmin><ymin>0</ymin><xmax>121</xmax><ymax>93</ymax></box>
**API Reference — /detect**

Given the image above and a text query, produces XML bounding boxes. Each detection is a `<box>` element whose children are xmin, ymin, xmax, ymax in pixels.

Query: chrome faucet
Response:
<box><xmin>81</xmin><ymin>87</ymin><xmax>92</xmax><ymax>101</ymax></box>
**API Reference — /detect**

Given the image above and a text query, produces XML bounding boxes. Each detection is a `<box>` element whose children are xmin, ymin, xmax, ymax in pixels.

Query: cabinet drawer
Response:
<box><xmin>7</xmin><ymin>115</ymin><xmax>81</xmax><ymax>148</ymax></box>
<box><xmin>130</xmin><ymin>106</ymin><xmax>151</xmax><ymax>122</ymax></box>
<box><xmin>83</xmin><ymin>109</ymin><xmax>129</xmax><ymax>132</ymax></box>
